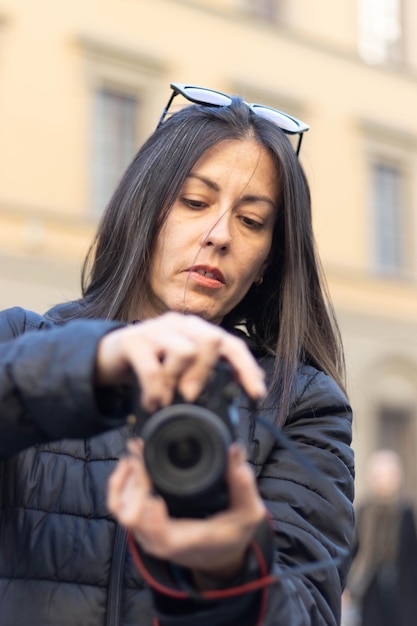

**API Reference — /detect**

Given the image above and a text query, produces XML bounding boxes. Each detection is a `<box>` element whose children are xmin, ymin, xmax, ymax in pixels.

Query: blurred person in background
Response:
<box><xmin>0</xmin><ymin>83</ymin><xmax>354</xmax><ymax>625</ymax></box>
<box><xmin>344</xmin><ymin>449</ymin><xmax>417</xmax><ymax>626</ymax></box>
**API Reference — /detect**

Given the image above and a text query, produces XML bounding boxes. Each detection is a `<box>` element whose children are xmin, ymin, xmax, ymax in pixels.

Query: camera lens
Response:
<box><xmin>167</xmin><ymin>436</ymin><xmax>202</xmax><ymax>469</ymax></box>
<box><xmin>136</xmin><ymin>360</ymin><xmax>239</xmax><ymax>517</ymax></box>
<box><xmin>142</xmin><ymin>404</ymin><xmax>232</xmax><ymax>501</ymax></box>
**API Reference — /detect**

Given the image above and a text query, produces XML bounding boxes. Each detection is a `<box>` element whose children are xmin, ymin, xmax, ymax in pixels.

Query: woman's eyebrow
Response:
<box><xmin>187</xmin><ymin>173</ymin><xmax>219</xmax><ymax>192</ymax></box>
<box><xmin>238</xmin><ymin>194</ymin><xmax>276</xmax><ymax>209</ymax></box>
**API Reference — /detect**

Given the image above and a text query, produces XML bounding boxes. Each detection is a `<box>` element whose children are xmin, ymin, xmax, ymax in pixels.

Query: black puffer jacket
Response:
<box><xmin>0</xmin><ymin>306</ymin><xmax>354</xmax><ymax>626</ymax></box>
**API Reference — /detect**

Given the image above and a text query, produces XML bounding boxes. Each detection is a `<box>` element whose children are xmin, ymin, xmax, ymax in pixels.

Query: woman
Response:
<box><xmin>0</xmin><ymin>84</ymin><xmax>354</xmax><ymax>625</ymax></box>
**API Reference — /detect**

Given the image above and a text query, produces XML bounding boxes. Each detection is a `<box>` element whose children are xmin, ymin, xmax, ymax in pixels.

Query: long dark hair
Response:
<box><xmin>48</xmin><ymin>98</ymin><xmax>346</xmax><ymax>423</ymax></box>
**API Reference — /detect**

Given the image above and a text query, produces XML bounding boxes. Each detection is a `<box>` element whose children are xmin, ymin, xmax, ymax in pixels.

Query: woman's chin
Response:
<box><xmin>170</xmin><ymin>302</ymin><xmax>224</xmax><ymax>325</ymax></box>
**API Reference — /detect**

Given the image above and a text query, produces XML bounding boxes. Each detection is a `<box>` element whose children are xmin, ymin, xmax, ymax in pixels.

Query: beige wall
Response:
<box><xmin>1</xmin><ymin>0</ymin><xmax>417</xmax><ymax>499</ymax></box>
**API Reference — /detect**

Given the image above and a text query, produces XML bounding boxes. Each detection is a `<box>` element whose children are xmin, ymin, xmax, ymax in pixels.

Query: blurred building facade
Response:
<box><xmin>1</xmin><ymin>0</ymin><xmax>417</xmax><ymax>499</ymax></box>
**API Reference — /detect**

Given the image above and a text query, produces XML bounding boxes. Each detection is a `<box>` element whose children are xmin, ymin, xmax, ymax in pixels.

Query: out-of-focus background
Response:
<box><xmin>1</xmin><ymin>0</ymin><xmax>417</xmax><ymax>501</ymax></box>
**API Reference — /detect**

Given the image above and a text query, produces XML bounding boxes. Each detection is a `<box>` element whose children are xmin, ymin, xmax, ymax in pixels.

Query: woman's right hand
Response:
<box><xmin>95</xmin><ymin>312</ymin><xmax>266</xmax><ymax>412</ymax></box>
<box><xmin>107</xmin><ymin>438</ymin><xmax>267</xmax><ymax>581</ymax></box>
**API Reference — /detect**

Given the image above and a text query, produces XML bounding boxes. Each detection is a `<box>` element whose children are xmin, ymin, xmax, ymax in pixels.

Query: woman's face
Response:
<box><xmin>141</xmin><ymin>137</ymin><xmax>278</xmax><ymax>324</ymax></box>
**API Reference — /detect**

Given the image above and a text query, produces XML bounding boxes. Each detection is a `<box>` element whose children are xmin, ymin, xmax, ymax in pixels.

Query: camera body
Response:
<box><xmin>135</xmin><ymin>361</ymin><xmax>242</xmax><ymax>519</ymax></box>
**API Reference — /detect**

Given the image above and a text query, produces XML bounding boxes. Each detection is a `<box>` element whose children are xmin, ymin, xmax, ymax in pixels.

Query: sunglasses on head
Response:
<box><xmin>157</xmin><ymin>83</ymin><xmax>309</xmax><ymax>156</ymax></box>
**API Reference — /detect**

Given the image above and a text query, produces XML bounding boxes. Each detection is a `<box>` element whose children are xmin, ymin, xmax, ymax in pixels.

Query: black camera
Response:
<box><xmin>134</xmin><ymin>361</ymin><xmax>242</xmax><ymax>519</ymax></box>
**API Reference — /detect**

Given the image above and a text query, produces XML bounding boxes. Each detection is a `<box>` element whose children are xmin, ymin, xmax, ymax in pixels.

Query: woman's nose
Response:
<box><xmin>200</xmin><ymin>212</ymin><xmax>232</xmax><ymax>251</ymax></box>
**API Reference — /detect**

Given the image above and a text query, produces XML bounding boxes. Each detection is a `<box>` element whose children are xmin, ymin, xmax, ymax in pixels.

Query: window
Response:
<box><xmin>77</xmin><ymin>35</ymin><xmax>166</xmax><ymax>216</ymax></box>
<box><xmin>240</xmin><ymin>0</ymin><xmax>281</xmax><ymax>22</ymax></box>
<box><xmin>91</xmin><ymin>88</ymin><xmax>137</xmax><ymax>215</ymax></box>
<box><xmin>362</xmin><ymin>120</ymin><xmax>416</xmax><ymax>279</ymax></box>
<box><xmin>358</xmin><ymin>0</ymin><xmax>403</xmax><ymax>65</ymax></box>
<box><xmin>371</xmin><ymin>160</ymin><xmax>407</xmax><ymax>276</ymax></box>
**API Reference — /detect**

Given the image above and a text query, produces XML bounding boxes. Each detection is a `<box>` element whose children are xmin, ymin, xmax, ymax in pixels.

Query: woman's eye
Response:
<box><xmin>241</xmin><ymin>216</ymin><xmax>263</xmax><ymax>230</ymax></box>
<box><xmin>182</xmin><ymin>198</ymin><xmax>207</xmax><ymax>210</ymax></box>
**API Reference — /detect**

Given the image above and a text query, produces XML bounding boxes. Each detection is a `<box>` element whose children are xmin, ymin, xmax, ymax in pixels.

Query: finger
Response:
<box><xmin>174</xmin><ymin>349</ymin><xmax>221</xmax><ymax>402</ymax></box>
<box><xmin>129</xmin><ymin>329</ymin><xmax>198</xmax><ymax>412</ymax></box>
<box><xmin>226</xmin><ymin>444</ymin><xmax>266</xmax><ymax>519</ymax></box>
<box><xmin>128</xmin><ymin>348</ymin><xmax>170</xmax><ymax>413</ymax></box>
<box><xmin>125</xmin><ymin>446</ymin><xmax>153</xmax><ymax>494</ymax></box>
<box><xmin>162</xmin><ymin>316</ymin><xmax>227</xmax><ymax>401</ymax></box>
<box><xmin>156</xmin><ymin>335</ymin><xmax>201</xmax><ymax>400</ymax></box>
<box><xmin>116</xmin><ymin>469</ymin><xmax>150</xmax><ymax>526</ymax></box>
<box><xmin>106</xmin><ymin>458</ymin><xmax>132</xmax><ymax>514</ymax></box>
<box><xmin>108</xmin><ymin>457</ymin><xmax>154</xmax><ymax>528</ymax></box>
<box><xmin>126</xmin><ymin>438</ymin><xmax>144</xmax><ymax>457</ymax></box>
<box><xmin>168</xmin><ymin>314</ymin><xmax>267</xmax><ymax>400</ymax></box>
<box><xmin>217</xmin><ymin>334</ymin><xmax>266</xmax><ymax>400</ymax></box>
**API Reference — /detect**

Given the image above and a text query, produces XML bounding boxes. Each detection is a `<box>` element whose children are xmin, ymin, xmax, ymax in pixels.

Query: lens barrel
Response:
<box><xmin>142</xmin><ymin>403</ymin><xmax>232</xmax><ymax>518</ymax></box>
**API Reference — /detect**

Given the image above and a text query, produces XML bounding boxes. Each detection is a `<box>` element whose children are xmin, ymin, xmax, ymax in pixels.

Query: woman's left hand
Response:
<box><xmin>107</xmin><ymin>438</ymin><xmax>266</xmax><ymax>580</ymax></box>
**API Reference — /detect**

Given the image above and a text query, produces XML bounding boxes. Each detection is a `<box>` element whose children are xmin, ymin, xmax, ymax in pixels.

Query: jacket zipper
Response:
<box><xmin>106</xmin><ymin>524</ymin><xmax>128</xmax><ymax>626</ymax></box>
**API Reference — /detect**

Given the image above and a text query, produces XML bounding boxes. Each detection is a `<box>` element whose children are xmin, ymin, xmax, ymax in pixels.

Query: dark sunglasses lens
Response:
<box><xmin>181</xmin><ymin>86</ymin><xmax>232</xmax><ymax>107</ymax></box>
<box><xmin>250</xmin><ymin>104</ymin><xmax>302</xmax><ymax>133</ymax></box>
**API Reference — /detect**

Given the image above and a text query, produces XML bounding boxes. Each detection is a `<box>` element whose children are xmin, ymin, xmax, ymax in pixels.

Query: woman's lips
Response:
<box><xmin>187</xmin><ymin>265</ymin><xmax>225</xmax><ymax>288</ymax></box>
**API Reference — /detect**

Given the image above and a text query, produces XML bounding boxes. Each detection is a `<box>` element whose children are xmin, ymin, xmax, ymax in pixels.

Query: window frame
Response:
<box><xmin>77</xmin><ymin>35</ymin><xmax>166</xmax><ymax>217</ymax></box>
<box><xmin>361</xmin><ymin>121</ymin><xmax>416</xmax><ymax>280</ymax></box>
<box><xmin>357</xmin><ymin>0</ymin><xmax>404</xmax><ymax>66</ymax></box>
<box><xmin>370</xmin><ymin>157</ymin><xmax>407</xmax><ymax>276</ymax></box>
<box><xmin>90</xmin><ymin>86</ymin><xmax>139</xmax><ymax>216</ymax></box>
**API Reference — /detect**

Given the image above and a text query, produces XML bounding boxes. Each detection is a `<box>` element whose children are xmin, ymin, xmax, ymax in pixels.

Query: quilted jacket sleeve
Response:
<box><xmin>0</xmin><ymin>307</ymin><xmax>126</xmax><ymax>458</ymax></box>
<box><xmin>251</xmin><ymin>364</ymin><xmax>355</xmax><ymax>625</ymax></box>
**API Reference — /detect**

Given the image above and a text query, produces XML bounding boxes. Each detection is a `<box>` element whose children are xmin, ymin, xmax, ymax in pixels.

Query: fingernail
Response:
<box><xmin>253</xmin><ymin>381</ymin><xmax>267</xmax><ymax>400</ymax></box>
<box><xmin>180</xmin><ymin>381</ymin><xmax>201</xmax><ymax>403</ymax></box>
<box><xmin>238</xmin><ymin>442</ymin><xmax>247</xmax><ymax>462</ymax></box>
<box><xmin>231</xmin><ymin>442</ymin><xmax>247</xmax><ymax>463</ymax></box>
